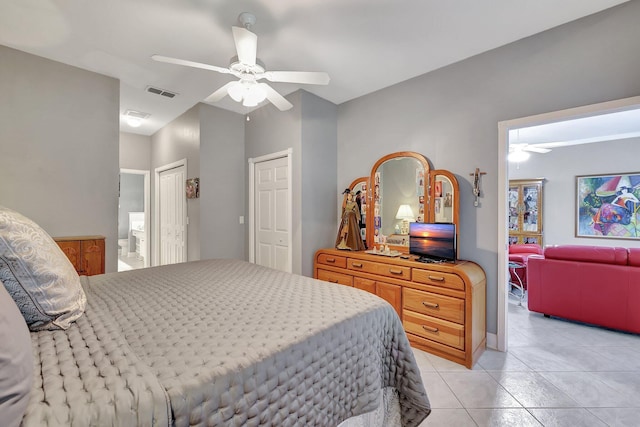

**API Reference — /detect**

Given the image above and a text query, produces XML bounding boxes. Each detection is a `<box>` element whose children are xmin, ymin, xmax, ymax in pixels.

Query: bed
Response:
<box><xmin>0</xmin><ymin>207</ymin><xmax>430</xmax><ymax>427</ymax></box>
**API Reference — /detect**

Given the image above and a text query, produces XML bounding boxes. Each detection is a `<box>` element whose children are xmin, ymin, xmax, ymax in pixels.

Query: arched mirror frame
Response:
<box><xmin>429</xmin><ymin>169</ymin><xmax>460</xmax><ymax>257</ymax></box>
<box><xmin>428</xmin><ymin>169</ymin><xmax>460</xmax><ymax>226</ymax></box>
<box><xmin>349</xmin><ymin>176</ymin><xmax>369</xmax><ymax>249</ymax></box>
<box><xmin>366</xmin><ymin>151</ymin><xmax>431</xmax><ymax>252</ymax></box>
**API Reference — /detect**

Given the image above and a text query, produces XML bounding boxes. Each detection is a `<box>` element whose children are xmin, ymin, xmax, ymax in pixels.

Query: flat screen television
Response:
<box><xmin>409</xmin><ymin>222</ymin><xmax>457</xmax><ymax>263</ymax></box>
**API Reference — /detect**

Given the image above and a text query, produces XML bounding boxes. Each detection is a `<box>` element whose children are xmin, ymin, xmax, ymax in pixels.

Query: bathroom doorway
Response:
<box><xmin>118</xmin><ymin>168</ymin><xmax>150</xmax><ymax>271</ymax></box>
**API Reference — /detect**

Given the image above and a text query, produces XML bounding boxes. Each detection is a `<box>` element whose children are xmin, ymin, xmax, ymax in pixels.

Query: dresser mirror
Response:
<box><xmin>360</xmin><ymin>152</ymin><xmax>460</xmax><ymax>253</ymax></box>
<box><xmin>366</xmin><ymin>152</ymin><xmax>431</xmax><ymax>250</ymax></box>
<box><xmin>349</xmin><ymin>177</ymin><xmax>369</xmax><ymax>249</ymax></box>
<box><xmin>429</xmin><ymin>170</ymin><xmax>459</xmax><ymax>226</ymax></box>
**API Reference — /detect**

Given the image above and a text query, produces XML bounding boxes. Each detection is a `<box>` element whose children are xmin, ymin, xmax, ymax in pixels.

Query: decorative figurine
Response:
<box><xmin>336</xmin><ymin>189</ymin><xmax>366</xmax><ymax>251</ymax></box>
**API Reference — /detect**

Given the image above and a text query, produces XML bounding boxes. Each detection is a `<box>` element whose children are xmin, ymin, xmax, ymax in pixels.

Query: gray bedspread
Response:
<box><xmin>23</xmin><ymin>259</ymin><xmax>430</xmax><ymax>427</ymax></box>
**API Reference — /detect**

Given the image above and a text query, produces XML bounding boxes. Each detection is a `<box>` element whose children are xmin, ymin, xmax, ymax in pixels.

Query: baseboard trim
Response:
<box><xmin>486</xmin><ymin>333</ymin><xmax>498</xmax><ymax>350</ymax></box>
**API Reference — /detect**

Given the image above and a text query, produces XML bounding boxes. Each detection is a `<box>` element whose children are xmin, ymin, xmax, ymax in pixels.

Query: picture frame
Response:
<box><xmin>434</xmin><ymin>181</ymin><xmax>442</xmax><ymax>198</ymax></box>
<box><xmin>576</xmin><ymin>172</ymin><xmax>640</xmax><ymax>239</ymax></box>
<box><xmin>444</xmin><ymin>192</ymin><xmax>452</xmax><ymax>207</ymax></box>
<box><xmin>186</xmin><ymin>177</ymin><xmax>200</xmax><ymax>199</ymax></box>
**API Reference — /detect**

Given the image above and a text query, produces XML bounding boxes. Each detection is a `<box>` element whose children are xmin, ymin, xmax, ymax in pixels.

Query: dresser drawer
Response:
<box><xmin>412</xmin><ymin>269</ymin><xmax>464</xmax><ymax>291</ymax></box>
<box><xmin>403</xmin><ymin>311</ymin><xmax>464</xmax><ymax>350</ymax></box>
<box><xmin>316</xmin><ymin>253</ymin><xmax>347</xmax><ymax>268</ymax></box>
<box><xmin>347</xmin><ymin>258</ymin><xmax>411</xmax><ymax>280</ymax></box>
<box><xmin>403</xmin><ymin>288</ymin><xmax>464</xmax><ymax>324</ymax></box>
<box><xmin>354</xmin><ymin>277</ymin><xmax>376</xmax><ymax>294</ymax></box>
<box><xmin>317</xmin><ymin>269</ymin><xmax>353</xmax><ymax>287</ymax></box>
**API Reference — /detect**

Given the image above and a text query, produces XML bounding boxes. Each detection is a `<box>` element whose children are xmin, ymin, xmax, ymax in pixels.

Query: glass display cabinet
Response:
<box><xmin>508</xmin><ymin>179</ymin><xmax>544</xmax><ymax>246</ymax></box>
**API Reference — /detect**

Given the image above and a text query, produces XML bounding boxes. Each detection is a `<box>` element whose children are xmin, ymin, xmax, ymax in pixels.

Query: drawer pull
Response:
<box><xmin>422</xmin><ymin>301</ymin><xmax>439</xmax><ymax>309</ymax></box>
<box><xmin>428</xmin><ymin>275</ymin><xmax>445</xmax><ymax>282</ymax></box>
<box><xmin>422</xmin><ymin>325</ymin><xmax>439</xmax><ymax>333</ymax></box>
<box><xmin>329</xmin><ymin>279</ymin><xmax>339</xmax><ymax>283</ymax></box>
<box><xmin>351</xmin><ymin>262</ymin><xmax>363</xmax><ymax>268</ymax></box>
<box><xmin>326</xmin><ymin>258</ymin><xmax>336</xmax><ymax>263</ymax></box>
<box><xmin>389</xmin><ymin>268</ymin><xmax>403</xmax><ymax>275</ymax></box>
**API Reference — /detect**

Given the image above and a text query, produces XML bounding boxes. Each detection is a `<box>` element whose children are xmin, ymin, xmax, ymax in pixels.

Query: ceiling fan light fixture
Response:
<box><xmin>244</xmin><ymin>84</ymin><xmax>266</xmax><ymax>104</ymax></box>
<box><xmin>508</xmin><ymin>149</ymin><xmax>530</xmax><ymax>163</ymax></box>
<box><xmin>228</xmin><ymin>82</ymin><xmax>244</xmax><ymax>102</ymax></box>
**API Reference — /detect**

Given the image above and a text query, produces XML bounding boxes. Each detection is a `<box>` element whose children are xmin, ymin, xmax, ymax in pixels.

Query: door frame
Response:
<box><xmin>153</xmin><ymin>158</ymin><xmax>187</xmax><ymax>266</ymax></box>
<box><xmin>119</xmin><ymin>168</ymin><xmax>150</xmax><ymax>268</ymax></box>
<box><xmin>496</xmin><ymin>95</ymin><xmax>640</xmax><ymax>352</ymax></box>
<box><xmin>248</xmin><ymin>148</ymin><xmax>293</xmax><ymax>272</ymax></box>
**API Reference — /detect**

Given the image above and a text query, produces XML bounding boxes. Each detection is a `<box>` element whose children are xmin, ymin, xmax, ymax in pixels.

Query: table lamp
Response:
<box><xmin>395</xmin><ymin>204</ymin><xmax>415</xmax><ymax>234</ymax></box>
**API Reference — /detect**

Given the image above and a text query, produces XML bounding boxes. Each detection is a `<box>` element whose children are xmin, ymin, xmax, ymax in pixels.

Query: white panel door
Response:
<box><xmin>159</xmin><ymin>165</ymin><xmax>186</xmax><ymax>265</ymax></box>
<box><xmin>255</xmin><ymin>156</ymin><xmax>290</xmax><ymax>272</ymax></box>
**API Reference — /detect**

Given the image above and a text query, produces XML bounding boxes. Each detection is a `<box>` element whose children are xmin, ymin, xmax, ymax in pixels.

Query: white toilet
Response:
<box><xmin>118</xmin><ymin>239</ymin><xmax>128</xmax><ymax>257</ymax></box>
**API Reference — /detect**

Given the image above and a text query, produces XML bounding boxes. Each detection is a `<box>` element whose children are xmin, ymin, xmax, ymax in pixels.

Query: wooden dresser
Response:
<box><xmin>54</xmin><ymin>235</ymin><xmax>105</xmax><ymax>276</ymax></box>
<box><xmin>314</xmin><ymin>248</ymin><xmax>486</xmax><ymax>368</ymax></box>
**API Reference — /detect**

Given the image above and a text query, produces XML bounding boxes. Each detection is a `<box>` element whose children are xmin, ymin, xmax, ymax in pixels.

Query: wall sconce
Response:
<box><xmin>395</xmin><ymin>204</ymin><xmax>415</xmax><ymax>234</ymax></box>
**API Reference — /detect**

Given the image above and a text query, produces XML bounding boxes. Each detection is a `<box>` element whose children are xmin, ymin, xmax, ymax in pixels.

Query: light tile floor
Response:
<box><xmin>117</xmin><ymin>254</ymin><xmax>145</xmax><ymax>271</ymax></box>
<box><xmin>417</xmin><ymin>294</ymin><xmax>640</xmax><ymax>426</ymax></box>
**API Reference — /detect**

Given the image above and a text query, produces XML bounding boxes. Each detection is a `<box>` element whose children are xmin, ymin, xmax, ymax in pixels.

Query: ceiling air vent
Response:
<box><xmin>146</xmin><ymin>86</ymin><xmax>178</xmax><ymax>98</ymax></box>
<box><xmin>124</xmin><ymin>109</ymin><xmax>150</xmax><ymax>120</ymax></box>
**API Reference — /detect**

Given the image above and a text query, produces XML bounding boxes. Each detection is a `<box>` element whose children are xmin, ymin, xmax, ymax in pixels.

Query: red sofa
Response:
<box><xmin>527</xmin><ymin>245</ymin><xmax>640</xmax><ymax>334</ymax></box>
<box><xmin>508</xmin><ymin>244</ymin><xmax>543</xmax><ymax>290</ymax></box>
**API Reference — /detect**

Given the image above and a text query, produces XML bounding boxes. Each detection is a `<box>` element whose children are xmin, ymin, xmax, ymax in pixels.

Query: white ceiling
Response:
<box><xmin>0</xmin><ymin>0</ymin><xmax>630</xmax><ymax>136</ymax></box>
<box><xmin>509</xmin><ymin>107</ymin><xmax>640</xmax><ymax>150</ymax></box>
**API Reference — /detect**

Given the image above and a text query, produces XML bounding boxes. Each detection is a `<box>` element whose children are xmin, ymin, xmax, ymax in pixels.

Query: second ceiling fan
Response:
<box><xmin>152</xmin><ymin>12</ymin><xmax>330</xmax><ymax>111</ymax></box>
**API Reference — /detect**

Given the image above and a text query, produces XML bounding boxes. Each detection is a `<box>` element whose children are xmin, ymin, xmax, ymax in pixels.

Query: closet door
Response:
<box><xmin>159</xmin><ymin>165</ymin><xmax>187</xmax><ymax>265</ymax></box>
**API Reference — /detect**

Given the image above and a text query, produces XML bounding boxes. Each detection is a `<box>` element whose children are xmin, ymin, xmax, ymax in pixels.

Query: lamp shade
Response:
<box><xmin>395</xmin><ymin>204</ymin><xmax>415</xmax><ymax>220</ymax></box>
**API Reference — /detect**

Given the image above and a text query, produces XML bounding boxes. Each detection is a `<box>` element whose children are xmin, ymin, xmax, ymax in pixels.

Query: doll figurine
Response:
<box><xmin>336</xmin><ymin>189</ymin><xmax>366</xmax><ymax>251</ymax></box>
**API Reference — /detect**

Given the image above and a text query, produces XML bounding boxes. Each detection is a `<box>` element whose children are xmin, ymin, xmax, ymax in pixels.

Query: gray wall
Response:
<box><xmin>300</xmin><ymin>91</ymin><xmax>338</xmax><ymax>275</ymax></box>
<box><xmin>245</xmin><ymin>93</ymin><xmax>304</xmax><ymax>273</ymax></box>
<box><xmin>510</xmin><ymin>137</ymin><xmax>640</xmax><ymax>249</ymax></box>
<box><xmin>199</xmin><ymin>103</ymin><xmax>246</xmax><ymax>260</ymax></box>
<box><xmin>245</xmin><ymin>91</ymin><xmax>338</xmax><ymax>276</ymax></box>
<box><xmin>337</xmin><ymin>1</ymin><xmax>640</xmax><ymax>335</ymax></box>
<box><xmin>151</xmin><ymin>105</ymin><xmax>201</xmax><ymax>262</ymax></box>
<box><xmin>120</xmin><ymin>132</ymin><xmax>151</xmax><ymax>171</ymax></box>
<box><xmin>0</xmin><ymin>45</ymin><xmax>120</xmax><ymax>273</ymax></box>
<box><xmin>118</xmin><ymin>173</ymin><xmax>144</xmax><ymax>239</ymax></box>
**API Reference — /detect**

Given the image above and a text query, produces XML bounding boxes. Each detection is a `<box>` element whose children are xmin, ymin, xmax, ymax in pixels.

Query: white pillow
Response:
<box><xmin>0</xmin><ymin>281</ymin><xmax>33</xmax><ymax>427</ymax></box>
<box><xmin>0</xmin><ymin>206</ymin><xmax>86</xmax><ymax>330</ymax></box>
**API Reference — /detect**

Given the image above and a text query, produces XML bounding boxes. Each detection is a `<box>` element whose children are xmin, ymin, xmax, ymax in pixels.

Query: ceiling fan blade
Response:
<box><xmin>232</xmin><ymin>26</ymin><xmax>257</xmax><ymax>66</ymax></box>
<box><xmin>259</xmin><ymin>83</ymin><xmax>293</xmax><ymax>111</ymax></box>
<box><xmin>262</xmin><ymin>71</ymin><xmax>330</xmax><ymax>85</ymax></box>
<box><xmin>152</xmin><ymin>54</ymin><xmax>230</xmax><ymax>75</ymax></box>
<box><xmin>525</xmin><ymin>146</ymin><xmax>551</xmax><ymax>154</ymax></box>
<box><xmin>203</xmin><ymin>82</ymin><xmax>237</xmax><ymax>103</ymax></box>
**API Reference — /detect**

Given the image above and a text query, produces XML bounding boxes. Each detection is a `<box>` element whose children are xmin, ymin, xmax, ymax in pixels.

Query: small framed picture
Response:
<box><xmin>444</xmin><ymin>192</ymin><xmax>452</xmax><ymax>207</ymax></box>
<box><xmin>186</xmin><ymin>178</ymin><xmax>200</xmax><ymax>199</ymax></box>
<box><xmin>434</xmin><ymin>181</ymin><xmax>442</xmax><ymax>197</ymax></box>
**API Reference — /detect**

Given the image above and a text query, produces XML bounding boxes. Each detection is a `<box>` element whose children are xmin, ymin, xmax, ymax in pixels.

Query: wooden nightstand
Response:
<box><xmin>54</xmin><ymin>235</ymin><xmax>105</xmax><ymax>276</ymax></box>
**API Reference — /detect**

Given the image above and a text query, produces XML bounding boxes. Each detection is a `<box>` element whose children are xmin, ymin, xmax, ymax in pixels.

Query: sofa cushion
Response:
<box><xmin>544</xmin><ymin>245</ymin><xmax>628</xmax><ymax>266</ymax></box>
<box><xmin>0</xmin><ymin>281</ymin><xmax>33</xmax><ymax>427</ymax></box>
<box><xmin>508</xmin><ymin>244</ymin><xmax>543</xmax><ymax>255</ymax></box>
<box><xmin>628</xmin><ymin>248</ymin><xmax>640</xmax><ymax>267</ymax></box>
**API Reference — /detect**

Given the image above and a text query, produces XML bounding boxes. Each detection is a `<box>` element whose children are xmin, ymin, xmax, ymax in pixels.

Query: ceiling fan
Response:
<box><xmin>152</xmin><ymin>12</ymin><xmax>330</xmax><ymax>111</ymax></box>
<box><xmin>508</xmin><ymin>143</ymin><xmax>551</xmax><ymax>162</ymax></box>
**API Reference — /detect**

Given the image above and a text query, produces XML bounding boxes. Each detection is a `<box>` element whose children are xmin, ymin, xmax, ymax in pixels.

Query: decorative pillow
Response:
<box><xmin>0</xmin><ymin>280</ymin><xmax>34</xmax><ymax>427</ymax></box>
<box><xmin>0</xmin><ymin>205</ymin><xmax>86</xmax><ymax>331</ymax></box>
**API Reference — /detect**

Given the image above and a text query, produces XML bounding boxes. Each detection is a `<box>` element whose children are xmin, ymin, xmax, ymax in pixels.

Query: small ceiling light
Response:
<box><xmin>127</xmin><ymin>117</ymin><xmax>142</xmax><ymax>128</ymax></box>
<box><xmin>124</xmin><ymin>109</ymin><xmax>150</xmax><ymax>128</ymax></box>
